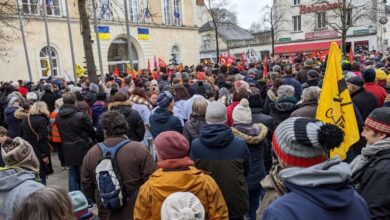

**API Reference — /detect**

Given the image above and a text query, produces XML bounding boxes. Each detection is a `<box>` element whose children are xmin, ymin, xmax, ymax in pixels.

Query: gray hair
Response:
<box><xmin>269</xmin><ymin>71</ymin><xmax>281</xmax><ymax>80</ymax></box>
<box><xmin>277</xmin><ymin>85</ymin><xmax>295</xmax><ymax>98</ymax></box>
<box><xmin>272</xmin><ymin>65</ymin><xmax>281</xmax><ymax>73</ymax></box>
<box><xmin>302</xmin><ymin>86</ymin><xmax>321</xmax><ymax>102</ymax></box>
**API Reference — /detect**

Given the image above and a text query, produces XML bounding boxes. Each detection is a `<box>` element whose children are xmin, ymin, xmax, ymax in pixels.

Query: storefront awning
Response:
<box><xmin>275</xmin><ymin>40</ymin><xmax>341</xmax><ymax>54</ymax></box>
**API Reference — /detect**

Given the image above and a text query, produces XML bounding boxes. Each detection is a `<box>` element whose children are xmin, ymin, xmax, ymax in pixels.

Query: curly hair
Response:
<box><xmin>100</xmin><ymin>111</ymin><xmax>129</xmax><ymax>137</ymax></box>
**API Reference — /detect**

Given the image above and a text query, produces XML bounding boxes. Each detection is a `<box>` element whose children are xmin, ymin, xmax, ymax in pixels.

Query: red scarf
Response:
<box><xmin>157</xmin><ymin>156</ymin><xmax>194</xmax><ymax>169</ymax></box>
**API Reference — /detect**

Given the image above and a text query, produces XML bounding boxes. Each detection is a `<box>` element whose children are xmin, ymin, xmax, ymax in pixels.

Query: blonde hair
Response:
<box><xmin>13</xmin><ymin>187</ymin><xmax>76</xmax><ymax>220</ymax></box>
<box><xmin>192</xmin><ymin>98</ymin><xmax>208</xmax><ymax>118</ymax></box>
<box><xmin>29</xmin><ymin>101</ymin><xmax>50</xmax><ymax>117</ymax></box>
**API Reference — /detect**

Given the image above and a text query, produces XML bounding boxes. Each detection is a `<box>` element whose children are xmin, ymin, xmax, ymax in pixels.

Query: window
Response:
<box><xmin>173</xmin><ymin>0</ymin><xmax>182</xmax><ymax>26</ymax></box>
<box><xmin>40</xmin><ymin>46</ymin><xmax>59</xmax><ymax>76</ymax></box>
<box><xmin>317</xmin><ymin>12</ymin><xmax>326</xmax><ymax>29</ymax></box>
<box><xmin>171</xmin><ymin>45</ymin><xmax>180</xmax><ymax>64</ymax></box>
<box><xmin>293</xmin><ymin>0</ymin><xmax>300</xmax><ymax>5</ymax></box>
<box><xmin>163</xmin><ymin>0</ymin><xmax>172</xmax><ymax>24</ymax></box>
<box><xmin>346</xmin><ymin>8</ymin><xmax>352</xmax><ymax>26</ymax></box>
<box><xmin>293</xmin><ymin>15</ymin><xmax>301</xmax><ymax>31</ymax></box>
<box><xmin>98</xmin><ymin>0</ymin><xmax>112</xmax><ymax>20</ymax></box>
<box><xmin>129</xmin><ymin>0</ymin><xmax>138</xmax><ymax>22</ymax></box>
<box><xmin>202</xmin><ymin>35</ymin><xmax>212</xmax><ymax>50</ymax></box>
<box><xmin>22</xmin><ymin>0</ymin><xmax>61</xmax><ymax>16</ymax></box>
<box><xmin>46</xmin><ymin>0</ymin><xmax>61</xmax><ymax>16</ymax></box>
<box><xmin>22</xmin><ymin>0</ymin><xmax>39</xmax><ymax>15</ymax></box>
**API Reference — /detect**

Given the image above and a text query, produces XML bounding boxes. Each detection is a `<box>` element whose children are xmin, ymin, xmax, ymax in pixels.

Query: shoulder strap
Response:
<box><xmin>28</xmin><ymin>115</ymin><xmax>40</xmax><ymax>142</ymax></box>
<box><xmin>98</xmin><ymin>139</ymin><xmax>130</xmax><ymax>158</ymax></box>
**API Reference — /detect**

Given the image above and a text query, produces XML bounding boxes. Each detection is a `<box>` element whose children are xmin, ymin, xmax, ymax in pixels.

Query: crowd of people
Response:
<box><xmin>0</xmin><ymin>50</ymin><xmax>390</xmax><ymax>220</ymax></box>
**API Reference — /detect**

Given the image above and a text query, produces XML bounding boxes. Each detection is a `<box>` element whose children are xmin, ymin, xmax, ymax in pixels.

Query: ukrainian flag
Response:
<box><xmin>138</xmin><ymin>28</ymin><xmax>150</xmax><ymax>40</ymax></box>
<box><xmin>98</xmin><ymin>26</ymin><xmax>110</xmax><ymax>40</ymax></box>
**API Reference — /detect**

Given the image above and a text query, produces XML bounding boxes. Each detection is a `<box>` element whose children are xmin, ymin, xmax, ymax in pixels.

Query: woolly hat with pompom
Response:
<box><xmin>233</xmin><ymin>98</ymin><xmax>252</xmax><ymax>124</ymax></box>
<box><xmin>272</xmin><ymin>117</ymin><xmax>344</xmax><ymax>168</ymax></box>
<box><xmin>161</xmin><ymin>192</ymin><xmax>205</xmax><ymax>220</ymax></box>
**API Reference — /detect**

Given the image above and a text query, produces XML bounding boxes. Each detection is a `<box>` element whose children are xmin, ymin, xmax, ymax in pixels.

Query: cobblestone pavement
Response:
<box><xmin>46</xmin><ymin>152</ymin><xmax>68</xmax><ymax>191</ymax></box>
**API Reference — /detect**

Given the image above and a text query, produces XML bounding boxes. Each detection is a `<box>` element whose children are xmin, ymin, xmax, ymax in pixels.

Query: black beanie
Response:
<box><xmin>346</xmin><ymin>76</ymin><xmax>364</xmax><ymax>87</ymax></box>
<box><xmin>363</xmin><ymin>68</ymin><xmax>376</xmax><ymax>83</ymax></box>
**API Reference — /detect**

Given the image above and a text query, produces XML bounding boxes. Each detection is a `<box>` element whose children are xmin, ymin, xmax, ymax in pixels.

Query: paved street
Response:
<box><xmin>47</xmin><ymin>152</ymin><xmax>68</xmax><ymax>191</ymax></box>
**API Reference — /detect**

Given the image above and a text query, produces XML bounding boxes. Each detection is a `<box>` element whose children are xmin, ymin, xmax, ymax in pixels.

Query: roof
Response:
<box><xmin>199</xmin><ymin>21</ymin><xmax>254</xmax><ymax>41</ymax></box>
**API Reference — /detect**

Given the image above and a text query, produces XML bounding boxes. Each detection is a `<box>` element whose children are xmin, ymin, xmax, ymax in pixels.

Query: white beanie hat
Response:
<box><xmin>161</xmin><ymin>192</ymin><xmax>205</xmax><ymax>220</ymax></box>
<box><xmin>233</xmin><ymin>98</ymin><xmax>252</xmax><ymax>124</ymax></box>
<box><xmin>26</xmin><ymin>92</ymin><xmax>38</xmax><ymax>101</ymax></box>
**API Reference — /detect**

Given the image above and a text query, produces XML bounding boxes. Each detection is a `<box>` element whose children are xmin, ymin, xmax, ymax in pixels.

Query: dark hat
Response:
<box><xmin>365</xmin><ymin>107</ymin><xmax>390</xmax><ymax>135</ymax></box>
<box><xmin>307</xmin><ymin>69</ymin><xmax>319</xmax><ymax>78</ymax></box>
<box><xmin>346</xmin><ymin>76</ymin><xmax>364</xmax><ymax>87</ymax></box>
<box><xmin>375</xmin><ymin>62</ymin><xmax>385</xmax><ymax>69</ymax></box>
<box><xmin>155</xmin><ymin>131</ymin><xmax>190</xmax><ymax>160</ymax></box>
<box><xmin>363</xmin><ymin>68</ymin><xmax>376</xmax><ymax>82</ymax></box>
<box><xmin>342</xmin><ymin>62</ymin><xmax>352</xmax><ymax>71</ymax></box>
<box><xmin>157</xmin><ymin>91</ymin><xmax>174</xmax><ymax>108</ymax></box>
<box><xmin>96</xmin><ymin>92</ymin><xmax>107</xmax><ymax>101</ymax></box>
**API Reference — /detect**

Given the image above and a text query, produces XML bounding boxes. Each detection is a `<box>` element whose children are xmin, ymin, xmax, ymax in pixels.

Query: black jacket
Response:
<box><xmin>182</xmin><ymin>116</ymin><xmax>207</xmax><ymax>143</ymax></box>
<box><xmin>56</xmin><ymin>104</ymin><xmax>96</xmax><ymax>166</ymax></box>
<box><xmin>269</xmin><ymin>97</ymin><xmax>298</xmax><ymax>126</ymax></box>
<box><xmin>149</xmin><ymin>107</ymin><xmax>182</xmax><ymax>138</ymax></box>
<box><xmin>351</xmin><ymin>88</ymin><xmax>378</xmax><ymax>121</ymax></box>
<box><xmin>41</xmin><ymin>91</ymin><xmax>57</xmax><ymax>113</ymax></box>
<box><xmin>107</xmin><ymin>101</ymin><xmax>145</xmax><ymax>142</ymax></box>
<box><xmin>85</xmin><ymin>91</ymin><xmax>97</xmax><ymax>107</ymax></box>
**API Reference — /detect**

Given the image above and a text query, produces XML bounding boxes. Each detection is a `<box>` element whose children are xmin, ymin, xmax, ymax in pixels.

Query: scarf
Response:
<box><xmin>129</xmin><ymin>94</ymin><xmax>153</xmax><ymax>110</ymax></box>
<box><xmin>350</xmin><ymin>137</ymin><xmax>390</xmax><ymax>181</ymax></box>
<box><xmin>269</xmin><ymin>165</ymin><xmax>287</xmax><ymax>196</ymax></box>
<box><xmin>157</xmin><ymin>156</ymin><xmax>194</xmax><ymax>169</ymax></box>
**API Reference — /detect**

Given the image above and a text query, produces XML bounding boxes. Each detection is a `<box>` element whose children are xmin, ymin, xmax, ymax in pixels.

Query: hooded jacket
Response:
<box><xmin>269</xmin><ymin>97</ymin><xmax>298</xmax><ymax>126</ymax></box>
<box><xmin>263</xmin><ymin>158</ymin><xmax>370</xmax><ymax>220</ymax></box>
<box><xmin>91</xmin><ymin>101</ymin><xmax>106</xmax><ymax>128</ymax></box>
<box><xmin>182</xmin><ymin>116</ymin><xmax>208</xmax><ymax>143</ymax></box>
<box><xmin>149</xmin><ymin>107</ymin><xmax>183</xmax><ymax>138</ymax></box>
<box><xmin>0</xmin><ymin>168</ymin><xmax>44</xmax><ymax>220</ymax></box>
<box><xmin>4</xmin><ymin>106</ymin><xmax>21</xmax><ymax>138</ymax></box>
<box><xmin>133</xmin><ymin>166</ymin><xmax>228</xmax><ymax>220</ymax></box>
<box><xmin>190</xmin><ymin>124</ymin><xmax>250</xmax><ymax>219</ymax></box>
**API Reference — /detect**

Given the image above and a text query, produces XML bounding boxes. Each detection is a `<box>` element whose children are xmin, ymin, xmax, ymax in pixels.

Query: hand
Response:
<box><xmin>42</xmin><ymin>157</ymin><xmax>49</xmax><ymax>165</ymax></box>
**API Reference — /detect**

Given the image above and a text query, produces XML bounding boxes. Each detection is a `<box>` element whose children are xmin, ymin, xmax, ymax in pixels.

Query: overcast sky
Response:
<box><xmin>231</xmin><ymin>0</ymin><xmax>271</xmax><ymax>29</ymax></box>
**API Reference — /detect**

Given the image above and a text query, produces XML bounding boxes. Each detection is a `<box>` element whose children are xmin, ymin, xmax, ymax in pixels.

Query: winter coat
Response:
<box><xmin>182</xmin><ymin>116</ymin><xmax>208</xmax><ymax>143</ymax></box>
<box><xmin>289</xmin><ymin>100</ymin><xmax>318</xmax><ymax>119</ymax></box>
<box><xmin>281</xmin><ymin>76</ymin><xmax>302</xmax><ymax>100</ymax></box>
<box><xmin>133</xmin><ymin>166</ymin><xmax>228</xmax><ymax>220</ymax></box>
<box><xmin>263</xmin><ymin>158</ymin><xmax>370</xmax><ymax>220</ymax></box>
<box><xmin>85</xmin><ymin>91</ymin><xmax>97</xmax><ymax>107</ymax></box>
<box><xmin>257</xmin><ymin>175</ymin><xmax>281</xmax><ymax>220</ymax></box>
<box><xmin>296</xmin><ymin>66</ymin><xmax>314</xmax><ymax>84</ymax></box>
<box><xmin>107</xmin><ymin>101</ymin><xmax>145</xmax><ymax>142</ymax></box>
<box><xmin>263</xmin><ymin>90</ymin><xmax>277</xmax><ymax>115</ymax></box>
<box><xmin>364</xmin><ymin>82</ymin><xmax>387</xmax><ymax>107</ymax></box>
<box><xmin>91</xmin><ymin>101</ymin><xmax>106</xmax><ymax>128</ymax></box>
<box><xmin>81</xmin><ymin>137</ymin><xmax>157</xmax><ymax>220</ymax></box>
<box><xmin>226</xmin><ymin>101</ymin><xmax>240</xmax><ymax>127</ymax></box>
<box><xmin>190</xmin><ymin>124</ymin><xmax>250</xmax><ymax>219</ymax></box>
<box><xmin>269</xmin><ymin>97</ymin><xmax>298</xmax><ymax>126</ymax></box>
<box><xmin>302</xmin><ymin>79</ymin><xmax>320</xmax><ymax>89</ymax></box>
<box><xmin>40</xmin><ymin>91</ymin><xmax>57</xmax><ymax>113</ymax></box>
<box><xmin>56</xmin><ymin>104</ymin><xmax>96</xmax><ymax>166</ymax></box>
<box><xmin>350</xmin><ymin>88</ymin><xmax>378</xmax><ymax>121</ymax></box>
<box><xmin>4</xmin><ymin>106</ymin><xmax>21</xmax><ymax>138</ymax></box>
<box><xmin>0</xmin><ymin>168</ymin><xmax>44</xmax><ymax>220</ymax></box>
<box><xmin>149</xmin><ymin>107</ymin><xmax>183</xmax><ymax>138</ymax></box>
<box><xmin>231</xmin><ymin>123</ymin><xmax>268</xmax><ymax>190</ymax></box>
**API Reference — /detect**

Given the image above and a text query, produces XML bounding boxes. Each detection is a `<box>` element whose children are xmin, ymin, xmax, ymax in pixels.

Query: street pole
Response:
<box><xmin>15</xmin><ymin>0</ymin><xmax>32</xmax><ymax>81</ymax></box>
<box><xmin>91</xmin><ymin>0</ymin><xmax>104</xmax><ymax>81</ymax></box>
<box><xmin>123</xmin><ymin>0</ymin><xmax>134</xmax><ymax>71</ymax></box>
<box><xmin>64</xmin><ymin>0</ymin><xmax>77</xmax><ymax>82</ymax></box>
<box><xmin>42</xmin><ymin>0</ymin><xmax>54</xmax><ymax>77</ymax></box>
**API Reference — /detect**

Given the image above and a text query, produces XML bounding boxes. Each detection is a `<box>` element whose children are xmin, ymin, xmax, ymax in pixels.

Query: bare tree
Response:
<box><xmin>263</xmin><ymin>0</ymin><xmax>287</xmax><ymax>56</ymax></box>
<box><xmin>249</xmin><ymin>21</ymin><xmax>266</xmax><ymax>33</ymax></box>
<box><xmin>0</xmin><ymin>0</ymin><xmax>19</xmax><ymax>59</ymax></box>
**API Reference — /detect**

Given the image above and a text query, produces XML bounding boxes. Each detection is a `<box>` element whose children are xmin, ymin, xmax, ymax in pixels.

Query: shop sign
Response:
<box><xmin>299</xmin><ymin>3</ymin><xmax>342</xmax><ymax>15</ymax></box>
<box><xmin>278</xmin><ymin>37</ymin><xmax>291</xmax><ymax>42</ymax></box>
<box><xmin>305</xmin><ymin>30</ymin><xmax>338</xmax><ymax>40</ymax></box>
<box><xmin>353</xmin><ymin>29</ymin><xmax>369</xmax><ymax>35</ymax></box>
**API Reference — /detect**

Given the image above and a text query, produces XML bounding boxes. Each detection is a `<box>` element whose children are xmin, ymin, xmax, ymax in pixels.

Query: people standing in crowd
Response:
<box><xmin>351</xmin><ymin>107</ymin><xmax>390</xmax><ymax>219</ymax></box>
<box><xmin>4</xmin><ymin>97</ymin><xmax>22</xmax><ymax>138</ymax></box>
<box><xmin>290</xmin><ymin>86</ymin><xmax>321</xmax><ymax>118</ymax></box>
<box><xmin>263</xmin><ymin>117</ymin><xmax>370</xmax><ymax>220</ymax></box>
<box><xmin>149</xmin><ymin>91</ymin><xmax>183</xmax><ymax>138</ymax></box>
<box><xmin>49</xmin><ymin>98</ymin><xmax>66</xmax><ymax>169</ymax></box>
<box><xmin>182</xmin><ymin>81</ymin><xmax>209</xmax><ymax>121</ymax></box>
<box><xmin>82</xmin><ymin>111</ymin><xmax>156</xmax><ymax>220</ymax></box>
<box><xmin>40</xmin><ymin>84</ymin><xmax>57</xmax><ymax>113</ymax></box>
<box><xmin>0</xmin><ymin>137</ymin><xmax>44</xmax><ymax>220</ymax></box>
<box><xmin>191</xmin><ymin>101</ymin><xmax>250</xmax><ymax>220</ymax></box>
<box><xmin>363</xmin><ymin>68</ymin><xmax>387</xmax><ymax>107</ymax></box>
<box><xmin>56</xmin><ymin>92</ymin><xmax>96</xmax><ymax>192</ymax></box>
<box><xmin>0</xmin><ymin>126</ymin><xmax>8</xmax><ymax>166</ymax></box>
<box><xmin>183</xmin><ymin>98</ymin><xmax>208</xmax><ymax>143</ymax></box>
<box><xmin>231</xmin><ymin>98</ymin><xmax>268</xmax><ymax>220</ymax></box>
<box><xmin>302</xmin><ymin>70</ymin><xmax>320</xmax><ymax>89</ymax></box>
<box><xmin>160</xmin><ymin>192</ymin><xmax>206</xmax><ymax>220</ymax></box>
<box><xmin>269</xmin><ymin>85</ymin><xmax>298</xmax><ymax>125</ymax></box>
<box><xmin>85</xmin><ymin>83</ymin><xmax>99</xmax><ymax>107</ymax></box>
<box><xmin>134</xmin><ymin>131</ymin><xmax>228</xmax><ymax>220</ymax></box>
<box><xmin>263</xmin><ymin>72</ymin><xmax>283</xmax><ymax>115</ymax></box>
<box><xmin>296</xmin><ymin>59</ymin><xmax>315</xmax><ymax>84</ymax></box>
<box><xmin>281</xmin><ymin>65</ymin><xmax>302</xmax><ymax>100</ymax></box>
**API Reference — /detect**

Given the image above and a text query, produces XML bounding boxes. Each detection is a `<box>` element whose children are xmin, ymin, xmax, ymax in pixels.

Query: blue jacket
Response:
<box><xmin>4</xmin><ymin>106</ymin><xmax>21</xmax><ymax>139</ymax></box>
<box><xmin>282</xmin><ymin>76</ymin><xmax>303</xmax><ymax>101</ymax></box>
<box><xmin>149</xmin><ymin>107</ymin><xmax>182</xmax><ymax>138</ymax></box>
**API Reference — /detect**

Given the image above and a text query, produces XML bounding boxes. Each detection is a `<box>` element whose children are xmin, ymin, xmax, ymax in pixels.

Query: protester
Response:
<box><xmin>91</xmin><ymin>92</ymin><xmax>107</xmax><ymax>129</ymax></box>
<box><xmin>281</xmin><ymin>65</ymin><xmax>302</xmax><ymax>100</ymax></box>
<box><xmin>183</xmin><ymin>98</ymin><xmax>208</xmax><ymax>143</ymax></box>
<box><xmin>85</xmin><ymin>83</ymin><xmax>99</xmax><ymax>107</ymax></box>
<box><xmin>0</xmin><ymin>137</ymin><xmax>44</xmax><ymax>220</ymax></box>
<box><xmin>49</xmin><ymin>98</ymin><xmax>66</xmax><ymax>169</ymax></box>
<box><xmin>134</xmin><ymin>131</ymin><xmax>228</xmax><ymax>219</ymax></box>
<box><xmin>160</xmin><ymin>192</ymin><xmax>206</xmax><ymax>220</ymax></box>
<box><xmin>263</xmin><ymin>117</ymin><xmax>370</xmax><ymax>220</ymax></box>
<box><xmin>40</xmin><ymin>84</ymin><xmax>57</xmax><ymax>113</ymax></box>
<box><xmin>182</xmin><ymin>81</ymin><xmax>209</xmax><ymax>121</ymax></box>
<box><xmin>0</xmin><ymin>126</ymin><xmax>8</xmax><ymax>166</ymax></box>
<box><xmin>190</xmin><ymin>101</ymin><xmax>250</xmax><ymax>220</ymax></box>
<box><xmin>296</xmin><ymin>59</ymin><xmax>315</xmax><ymax>83</ymax></box>
<box><xmin>226</xmin><ymin>86</ymin><xmax>250</xmax><ymax>127</ymax></box>
<box><xmin>290</xmin><ymin>86</ymin><xmax>321</xmax><ymax>118</ymax></box>
<box><xmin>4</xmin><ymin>96</ymin><xmax>22</xmax><ymax>138</ymax></box>
<box><xmin>302</xmin><ymin>69</ymin><xmax>320</xmax><ymax>89</ymax></box>
<box><xmin>350</xmin><ymin>107</ymin><xmax>390</xmax><ymax>219</ymax></box>
<box><xmin>363</xmin><ymin>68</ymin><xmax>387</xmax><ymax>107</ymax></box>
<box><xmin>269</xmin><ymin>85</ymin><xmax>298</xmax><ymax>125</ymax></box>
<box><xmin>81</xmin><ymin>111</ymin><xmax>156</xmax><ymax>220</ymax></box>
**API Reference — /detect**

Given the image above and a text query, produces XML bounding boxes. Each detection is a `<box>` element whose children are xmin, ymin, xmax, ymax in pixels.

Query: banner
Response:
<box><xmin>138</xmin><ymin>28</ymin><xmax>150</xmax><ymax>40</ymax></box>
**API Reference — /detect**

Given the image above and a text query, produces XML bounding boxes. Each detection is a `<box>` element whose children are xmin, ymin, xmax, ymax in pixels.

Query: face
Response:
<box><xmin>362</xmin><ymin>126</ymin><xmax>387</xmax><ymax>145</ymax></box>
<box><xmin>150</xmin><ymin>94</ymin><xmax>158</xmax><ymax>105</ymax></box>
<box><xmin>0</xmin><ymin>134</ymin><xmax>7</xmax><ymax>144</ymax></box>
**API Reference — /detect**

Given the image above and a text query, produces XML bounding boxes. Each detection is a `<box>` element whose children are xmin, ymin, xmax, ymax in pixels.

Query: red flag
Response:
<box><xmin>311</xmin><ymin>51</ymin><xmax>318</xmax><ymax>59</ymax></box>
<box><xmin>220</xmin><ymin>55</ymin><xmax>227</xmax><ymax>65</ymax></box>
<box><xmin>349</xmin><ymin>47</ymin><xmax>354</xmax><ymax>63</ymax></box>
<box><xmin>263</xmin><ymin>56</ymin><xmax>268</xmax><ymax>79</ymax></box>
<box><xmin>158</xmin><ymin>58</ymin><xmax>167</xmax><ymax>68</ymax></box>
<box><xmin>113</xmin><ymin>66</ymin><xmax>120</xmax><ymax>77</ymax></box>
<box><xmin>227</xmin><ymin>54</ymin><xmax>235</xmax><ymax>65</ymax></box>
<box><xmin>147</xmin><ymin>58</ymin><xmax>151</xmax><ymax>72</ymax></box>
<box><xmin>178</xmin><ymin>63</ymin><xmax>183</xmax><ymax>72</ymax></box>
<box><xmin>153</xmin><ymin>55</ymin><xmax>157</xmax><ymax>69</ymax></box>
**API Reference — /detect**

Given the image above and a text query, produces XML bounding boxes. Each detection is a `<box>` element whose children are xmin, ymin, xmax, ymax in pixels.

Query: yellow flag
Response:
<box><xmin>316</xmin><ymin>42</ymin><xmax>359</xmax><ymax>160</ymax></box>
<box><xmin>75</xmin><ymin>64</ymin><xmax>85</xmax><ymax>78</ymax></box>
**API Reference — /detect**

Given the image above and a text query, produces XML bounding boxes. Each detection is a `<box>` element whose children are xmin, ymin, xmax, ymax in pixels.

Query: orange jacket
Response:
<box><xmin>134</xmin><ymin>166</ymin><xmax>228</xmax><ymax>220</ymax></box>
<box><xmin>49</xmin><ymin>110</ymin><xmax>61</xmax><ymax>143</ymax></box>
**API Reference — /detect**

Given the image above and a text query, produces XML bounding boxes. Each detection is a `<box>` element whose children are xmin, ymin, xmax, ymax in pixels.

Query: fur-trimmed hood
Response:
<box><xmin>231</xmin><ymin>123</ymin><xmax>268</xmax><ymax>145</ymax></box>
<box><xmin>108</xmin><ymin>100</ymin><xmax>131</xmax><ymax>110</ymax></box>
<box><xmin>14</xmin><ymin>108</ymin><xmax>28</xmax><ymax>120</ymax></box>
<box><xmin>267</xmin><ymin>90</ymin><xmax>277</xmax><ymax>102</ymax></box>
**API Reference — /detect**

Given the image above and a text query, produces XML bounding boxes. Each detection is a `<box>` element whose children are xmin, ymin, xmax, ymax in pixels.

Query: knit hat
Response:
<box><xmin>304</xmin><ymin>59</ymin><xmax>314</xmax><ymax>67</ymax></box>
<box><xmin>342</xmin><ymin>62</ymin><xmax>352</xmax><ymax>71</ymax></box>
<box><xmin>26</xmin><ymin>92</ymin><xmax>37</xmax><ymax>102</ymax></box>
<box><xmin>68</xmin><ymin>191</ymin><xmax>89</xmax><ymax>213</ymax></box>
<box><xmin>96</xmin><ymin>92</ymin><xmax>107</xmax><ymax>101</ymax></box>
<box><xmin>364</xmin><ymin>107</ymin><xmax>390</xmax><ymax>135</ymax></box>
<box><xmin>272</xmin><ymin>117</ymin><xmax>344</xmax><ymax>168</ymax></box>
<box><xmin>376</xmin><ymin>69</ymin><xmax>387</xmax><ymax>81</ymax></box>
<box><xmin>157</xmin><ymin>91</ymin><xmax>174</xmax><ymax>108</ymax></box>
<box><xmin>233</xmin><ymin>99</ymin><xmax>252</xmax><ymax>124</ymax></box>
<box><xmin>89</xmin><ymin>83</ymin><xmax>99</xmax><ymax>93</ymax></box>
<box><xmin>155</xmin><ymin>131</ymin><xmax>190</xmax><ymax>160</ymax></box>
<box><xmin>161</xmin><ymin>192</ymin><xmax>205</xmax><ymax>220</ymax></box>
<box><xmin>1</xmin><ymin>137</ymin><xmax>40</xmax><ymax>172</ymax></box>
<box><xmin>346</xmin><ymin>76</ymin><xmax>364</xmax><ymax>87</ymax></box>
<box><xmin>363</xmin><ymin>68</ymin><xmax>376</xmax><ymax>83</ymax></box>
<box><xmin>206</xmin><ymin>101</ymin><xmax>227</xmax><ymax>124</ymax></box>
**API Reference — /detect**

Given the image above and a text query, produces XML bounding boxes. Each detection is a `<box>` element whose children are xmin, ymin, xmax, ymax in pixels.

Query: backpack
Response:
<box><xmin>95</xmin><ymin>139</ymin><xmax>130</xmax><ymax>209</ymax></box>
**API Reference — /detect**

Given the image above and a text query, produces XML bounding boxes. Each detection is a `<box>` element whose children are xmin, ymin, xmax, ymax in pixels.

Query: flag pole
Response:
<box><xmin>91</xmin><ymin>0</ymin><xmax>104</xmax><ymax>81</ymax></box>
<box><xmin>42</xmin><ymin>0</ymin><xmax>54</xmax><ymax>77</ymax></box>
<box><xmin>123</xmin><ymin>0</ymin><xmax>134</xmax><ymax>71</ymax></box>
<box><xmin>64</xmin><ymin>0</ymin><xmax>77</xmax><ymax>82</ymax></box>
<box><xmin>15</xmin><ymin>0</ymin><xmax>32</xmax><ymax>81</ymax></box>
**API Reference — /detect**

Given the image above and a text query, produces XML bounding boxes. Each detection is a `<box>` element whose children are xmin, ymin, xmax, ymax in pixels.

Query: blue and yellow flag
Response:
<box><xmin>316</xmin><ymin>42</ymin><xmax>360</xmax><ymax>160</ymax></box>
<box><xmin>138</xmin><ymin>28</ymin><xmax>150</xmax><ymax>40</ymax></box>
<box><xmin>98</xmin><ymin>26</ymin><xmax>110</xmax><ymax>40</ymax></box>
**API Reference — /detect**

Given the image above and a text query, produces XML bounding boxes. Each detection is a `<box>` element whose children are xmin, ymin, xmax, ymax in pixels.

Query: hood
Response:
<box><xmin>274</xmin><ymin>97</ymin><xmax>298</xmax><ymax>111</ymax></box>
<box><xmin>58</xmin><ymin>104</ymin><xmax>78</xmax><ymax>118</ymax></box>
<box><xmin>0</xmin><ymin>169</ymin><xmax>37</xmax><ymax>192</ymax></box>
<box><xmin>109</xmin><ymin>101</ymin><xmax>132</xmax><ymax>117</ymax></box>
<box><xmin>267</xmin><ymin>90</ymin><xmax>277</xmax><ymax>102</ymax></box>
<box><xmin>231</xmin><ymin>123</ymin><xmax>268</xmax><ymax>144</ymax></box>
<box><xmin>199</xmin><ymin>124</ymin><xmax>234</xmax><ymax>148</ymax></box>
<box><xmin>14</xmin><ymin>109</ymin><xmax>28</xmax><ymax>120</ymax></box>
<box><xmin>107</xmin><ymin>100</ymin><xmax>131</xmax><ymax>111</ymax></box>
<box><xmin>150</xmin><ymin>107</ymin><xmax>172</xmax><ymax>123</ymax></box>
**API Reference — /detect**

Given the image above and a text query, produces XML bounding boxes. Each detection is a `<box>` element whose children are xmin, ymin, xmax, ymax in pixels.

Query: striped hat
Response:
<box><xmin>272</xmin><ymin>117</ymin><xmax>344</xmax><ymax>168</ymax></box>
<box><xmin>365</xmin><ymin>107</ymin><xmax>390</xmax><ymax>135</ymax></box>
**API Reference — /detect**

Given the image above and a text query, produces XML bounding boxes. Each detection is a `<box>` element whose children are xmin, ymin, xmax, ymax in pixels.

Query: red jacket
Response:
<box><xmin>226</xmin><ymin>101</ymin><xmax>239</xmax><ymax>127</ymax></box>
<box><xmin>364</xmin><ymin>83</ymin><xmax>387</xmax><ymax>107</ymax></box>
